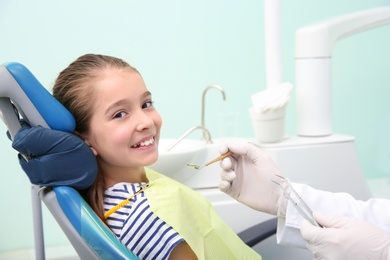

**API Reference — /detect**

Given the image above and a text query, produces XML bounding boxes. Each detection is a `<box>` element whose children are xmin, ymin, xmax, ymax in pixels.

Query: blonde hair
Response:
<box><xmin>52</xmin><ymin>53</ymin><xmax>137</xmax><ymax>219</ymax></box>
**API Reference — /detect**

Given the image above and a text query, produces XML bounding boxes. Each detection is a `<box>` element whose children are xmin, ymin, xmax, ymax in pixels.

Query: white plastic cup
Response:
<box><xmin>248</xmin><ymin>107</ymin><xmax>286</xmax><ymax>143</ymax></box>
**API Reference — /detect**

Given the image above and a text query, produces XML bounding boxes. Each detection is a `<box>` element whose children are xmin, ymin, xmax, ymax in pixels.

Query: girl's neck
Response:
<box><xmin>101</xmin><ymin>165</ymin><xmax>148</xmax><ymax>189</ymax></box>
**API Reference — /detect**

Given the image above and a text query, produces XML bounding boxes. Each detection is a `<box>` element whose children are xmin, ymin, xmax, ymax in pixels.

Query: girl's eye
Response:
<box><xmin>142</xmin><ymin>100</ymin><xmax>154</xmax><ymax>109</ymax></box>
<box><xmin>113</xmin><ymin>111</ymin><xmax>127</xmax><ymax>119</ymax></box>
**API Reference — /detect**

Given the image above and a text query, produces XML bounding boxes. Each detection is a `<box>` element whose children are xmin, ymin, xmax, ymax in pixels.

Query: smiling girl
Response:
<box><xmin>51</xmin><ymin>54</ymin><xmax>260</xmax><ymax>260</ymax></box>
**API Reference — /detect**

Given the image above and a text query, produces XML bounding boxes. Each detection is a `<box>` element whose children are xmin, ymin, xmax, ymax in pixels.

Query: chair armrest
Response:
<box><xmin>237</xmin><ymin>218</ymin><xmax>277</xmax><ymax>247</ymax></box>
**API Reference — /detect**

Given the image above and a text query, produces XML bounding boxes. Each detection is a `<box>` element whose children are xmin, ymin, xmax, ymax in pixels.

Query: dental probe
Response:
<box><xmin>187</xmin><ymin>151</ymin><xmax>234</xmax><ymax>170</ymax></box>
<box><xmin>273</xmin><ymin>175</ymin><xmax>322</xmax><ymax>228</ymax></box>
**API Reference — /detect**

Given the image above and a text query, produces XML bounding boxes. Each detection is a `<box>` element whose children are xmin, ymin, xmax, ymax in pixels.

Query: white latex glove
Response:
<box><xmin>301</xmin><ymin>212</ymin><xmax>390</xmax><ymax>260</ymax></box>
<box><xmin>219</xmin><ymin>142</ymin><xmax>284</xmax><ymax>215</ymax></box>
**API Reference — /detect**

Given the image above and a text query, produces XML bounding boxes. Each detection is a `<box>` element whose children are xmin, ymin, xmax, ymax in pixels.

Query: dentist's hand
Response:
<box><xmin>301</xmin><ymin>212</ymin><xmax>390</xmax><ymax>260</ymax></box>
<box><xmin>219</xmin><ymin>142</ymin><xmax>283</xmax><ymax>215</ymax></box>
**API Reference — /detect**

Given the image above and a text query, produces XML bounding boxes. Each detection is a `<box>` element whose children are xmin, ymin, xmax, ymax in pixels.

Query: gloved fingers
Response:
<box><xmin>244</xmin><ymin>142</ymin><xmax>275</xmax><ymax>163</ymax></box>
<box><xmin>220</xmin><ymin>169</ymin><xmax>236</xmax><ymax>182</ymax></box>
<box><xmin>219</xmin><ymin>142</ymin><xmax>249</xmax><ymax>155</ymax></box>
<box><xmin>220</xmin><ymin>142</ymin><xmax>275</xmax><ymax>169</ymax></box>
<box><xmin>312</xmin><ymin>212</ymin><xmax>350</xmax><ymax>228</ymax></box>
<box><xmin>220</xmin><ymin>153</ymin><xmax>240</xmax><ymax>172</ymax></box>
<box><xmin>219</xmin><ymin>170</ymin><xmax>237</xmax><ymax>193</ymax></box>
<box><xmin>219</xmin><ymin>179</ymin><xmax>232</xmax><ymax>192</ymax></box>
<box><xmin>300</xmin><ymin>218</ymin><xmax>323</xmax><ymax>244</ymax></box>
<box><xmin>219</xmin><ymin>143</ymin><xmax>240</xmax><ymax>165</ymax></box>
<box><xmin>220</xmin><ymin>157</ymin><xmax>233</xmax><ymax>170</ymax></box>
<box><xmin>300</xmin><ymin>218</ymin><xmax>336</xmax><ymax>260</ymax></box>
<box><xmin>219</xmin><ymin>170</ymin><xmax>240</xmax><ymax>198</ymax></box>
<box><xmin>226</xmin><ymin>142</ymin><xmax>272</xmax><ymax>162</ymax></box>
<box><xmin>218</xmin><ymin>143</ymin><xmax>229</xmax><ymax>155</ymax></box>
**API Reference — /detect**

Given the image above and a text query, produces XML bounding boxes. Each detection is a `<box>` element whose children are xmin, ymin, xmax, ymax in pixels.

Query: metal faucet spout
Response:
<box><xmin>166</xmin><ymin>126</ymin><xmax>212</xmax><ymax>152</ymax></box>
<box><xmin>201</xmin><ymin>85</ymin><xmax>226</xmax><ymax>140</ymax></box>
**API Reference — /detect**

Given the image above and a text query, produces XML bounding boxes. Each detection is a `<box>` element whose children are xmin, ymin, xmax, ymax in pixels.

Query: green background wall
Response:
<box><xmin>0</xmin><ymin>0</ymin><xmax>389</xmax><ymax>252</ymax></box>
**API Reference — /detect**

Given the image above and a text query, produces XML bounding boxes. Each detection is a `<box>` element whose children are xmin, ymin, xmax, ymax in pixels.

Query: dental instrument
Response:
<box><xmin>273</xmin><ymin>175</ymin><xmax>322</xmax><ymax>228</ymax></box>
<box><xmin>187</xmin><ymin>151</ymin><xmax>234</xmax><ymax>170</ymax></box>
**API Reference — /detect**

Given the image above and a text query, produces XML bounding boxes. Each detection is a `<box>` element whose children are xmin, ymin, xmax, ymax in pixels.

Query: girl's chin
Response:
<box><xmin>146</xmin><ymin>154</ymin><xmax>159</xmax><ymax>165</ymax></box>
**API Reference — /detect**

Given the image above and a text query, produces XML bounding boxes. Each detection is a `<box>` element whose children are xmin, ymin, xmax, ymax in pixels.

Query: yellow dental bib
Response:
<box><xmin>144</xmin><ymin>168</ymin><xmax>261</xmax><ymax>260</ymax></box>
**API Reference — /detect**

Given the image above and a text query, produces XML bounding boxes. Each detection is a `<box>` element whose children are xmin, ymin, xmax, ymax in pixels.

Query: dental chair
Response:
<box><xmin>0</xmin><ymin>62</ymin><xmax>138</xmax><ymax>260</ymax></box>
<box><xmin>0</xmin><ymin>62</ymin><xmax>277</xmax><ymax>259</ymax></box>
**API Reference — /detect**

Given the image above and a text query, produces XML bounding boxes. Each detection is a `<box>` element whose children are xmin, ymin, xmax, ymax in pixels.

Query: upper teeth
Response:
<box><xmin>137</xmin><ymin>138</ymin><xmax>154</xmax><ymax>147</ymax></box>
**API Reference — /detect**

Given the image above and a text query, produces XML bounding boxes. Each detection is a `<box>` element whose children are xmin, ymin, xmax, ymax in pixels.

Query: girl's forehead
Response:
<box><xmin>98</xmin><ymin>67</ymin><xmax>138</xmax><ymax>80</ymax></box>
<box><xmin>94</xmin><ymin>69</ymin><xmax>143</xmax><ymax>90</ymax></box>
<box><xmin>91</xmin><ymin>70</ymin><xmax>147</xmax><ymax>106</ymax></box>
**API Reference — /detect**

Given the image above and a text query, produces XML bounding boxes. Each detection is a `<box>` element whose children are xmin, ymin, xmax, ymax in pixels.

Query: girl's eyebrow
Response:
<box><xmin>104</xmin><ymin>91</ymin><xmax>152</xmax><ymax>116</ymax></box>
<box><xmin>144</xmin><ymin>91</ymin><xmax>152</xmax><ymax>98</ymax></box>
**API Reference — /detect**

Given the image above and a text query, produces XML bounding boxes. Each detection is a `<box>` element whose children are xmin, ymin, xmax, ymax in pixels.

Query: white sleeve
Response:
<box><xmin>276</xmin><ymin>182</ymin><xmax>390</xmax><ymax>248</ymax></box>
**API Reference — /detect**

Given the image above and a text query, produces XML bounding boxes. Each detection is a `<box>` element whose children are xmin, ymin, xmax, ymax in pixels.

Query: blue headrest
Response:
<box><xmin>0</xmin><ymin>62</ymin><xmax>97</xmax><ymax>190</ymax></box>
<box><xmin>2</xmin><ymin>62</ymin><xmax>75</xmax><ymax>132</ymax></box>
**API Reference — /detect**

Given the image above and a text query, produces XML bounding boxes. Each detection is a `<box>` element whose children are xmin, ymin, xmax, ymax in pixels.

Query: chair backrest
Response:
<box><xmin>0</xmin><ymin>62</ymin><xmax>137</xmax><ymax>259</ymax></box>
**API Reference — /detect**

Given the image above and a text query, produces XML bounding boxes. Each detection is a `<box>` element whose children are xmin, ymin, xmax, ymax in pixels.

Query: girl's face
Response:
<box><xmin>82</xmin><ymin>68</ymin><xmax>162</xmax><ymax>182</ymax></box>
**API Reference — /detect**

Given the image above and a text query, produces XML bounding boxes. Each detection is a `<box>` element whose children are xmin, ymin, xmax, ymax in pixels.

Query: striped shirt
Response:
<box><xmin>104</xmin><ymin>182</ymin><xmax>184</xmax><ymax>259</ymax></box>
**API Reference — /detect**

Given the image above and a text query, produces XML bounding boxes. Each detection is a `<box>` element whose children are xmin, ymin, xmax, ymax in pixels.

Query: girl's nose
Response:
<box><xmin>135</xmin><ymin>111</ymin><xmax>154</xmax><ymax>131</ymax></box>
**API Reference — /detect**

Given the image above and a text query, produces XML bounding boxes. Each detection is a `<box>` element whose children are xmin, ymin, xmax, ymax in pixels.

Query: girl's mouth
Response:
<box><xmin>131</xmin><ymin>137</ymin><xmax>155</xmax><ymax>148</ymax></box>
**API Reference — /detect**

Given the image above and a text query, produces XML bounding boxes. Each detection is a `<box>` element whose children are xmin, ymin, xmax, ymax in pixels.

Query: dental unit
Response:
<box><xmin>259</xmin><ymin>6</ymin><xmax>390</xmax><ymax>199</ymax></box>
<box><xmin>295</xmin><ymin>7</ymin><xmax>390</xmax><ymax>137</ymax></box>
<box><xmin>151</xmin><ymin>4</ymin><xmax>390</xmax><ymax>259</ymax></box>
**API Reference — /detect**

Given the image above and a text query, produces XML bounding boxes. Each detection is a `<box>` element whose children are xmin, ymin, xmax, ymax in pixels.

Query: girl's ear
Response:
<box><xmin>75</xmin><ymin>131</ymin><xmax>98</xmax><ymax>156</ymax></box>
<box><xmin>87</xmin><ymin>144</ymin><xmax>98</xmax><ymax>157</ymax></box>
